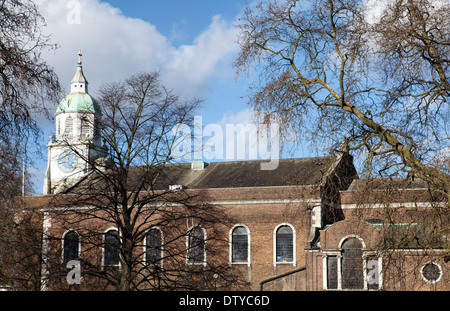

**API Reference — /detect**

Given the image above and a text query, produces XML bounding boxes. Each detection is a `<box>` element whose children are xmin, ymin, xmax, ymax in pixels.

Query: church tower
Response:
<box><xmin>43</xmin><ymin>51</ymin><xmax>106</xmax><ymax>194</ymax></box>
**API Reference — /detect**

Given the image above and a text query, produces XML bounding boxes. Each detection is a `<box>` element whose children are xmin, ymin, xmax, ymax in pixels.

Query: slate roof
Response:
<box><xmin>66</xmin><ymin>156</ymin><xmax>337</xmax><ymax>194</ymax></box>
<box><xmin>165</xmin><ymin>157</ymin><xmax>332</xmax><ymax>189</ymax></box>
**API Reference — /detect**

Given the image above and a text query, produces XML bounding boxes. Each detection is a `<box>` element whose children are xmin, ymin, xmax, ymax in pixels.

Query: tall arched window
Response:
<box><xmin>104</xmin><ymin>229</ymin><xmax>120</xmax><ymax>266</ymax></box>
<box><xmin>63</xmin><ymin>230</ymin><xmax>80</xmax><ymax>262</ymax></box>
<box><xmin>80</xmin><ymin>117</ymin><xmax>90</xmax><ymax>140</ymax></box>
<box><xmin>65</xmin><ymin>116</ymin><xmax>73</xmax><ymax>139</ymax></box>
<box><xmin>187</xmin><ymin>226</ymin><xmax>205</xmax><ymax>264</ymax></box>
<box><xmin>93</xmin><ymin>120</ymin><xmax>100</xmax><ymax>141</ymax></box>
<box><xmin>231</xmin><ymin>225</ymin><xmax>249</xmax><ymax>263</ymax></box>
<box><xmin>275</xmin><ymin>224</ymin><xmax>294</xmax><ymax>263</ymax></box>
<box><xmin>324</xmin><ymin>236</ymin><xmax>381</xmax><ymax>290</ymax></box>
<box><xmin>341</xmin><ymin>237</ymin><xmax>364</xmax><ymax>289</ymax></box>
<box><xmin>145</xmin><ymin>228</ymin><xmax>163</xmax><ymax>266</ymax></box>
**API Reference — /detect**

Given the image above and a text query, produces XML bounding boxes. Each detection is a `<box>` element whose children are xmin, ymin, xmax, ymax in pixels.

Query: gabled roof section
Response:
<box><xmin>64</xmin><ymin>156</ymin><xmax>347</xmax><ymax>194</ymax></box>
<box><xmin>186</xmin><ymin>157</ymin><xmax>332</xmax><ymax>189</ymax></box>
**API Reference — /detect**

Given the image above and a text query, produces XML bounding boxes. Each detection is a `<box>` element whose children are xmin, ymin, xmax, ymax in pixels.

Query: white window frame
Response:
<box><xmin>186</xmin><ymin>226</ymin><xmax>207</xmax><ymax>267</ymax></box>
<box><xmin>273</xmin><ymin>223</ymin><xmax>296</xmax><ymax>266</ymax></box>
<box><xmin>61</xmin><ymin>229</ymin><xmax>81</xmax><ymax>263</ymax></box>
<box><xmin>80</xmin><ymin>116</ymin><xmax>92</xmax><ymax>141</ymax></box>
<box><xmin>322</xmin><ymin>250</ymin><xmax>342</xmax><ymax>290</ymax></box>
<box><xmin>323</xmin><ymin>235</ymin><xmax>383</xmax><ymax>290</ymax></box>
<box><xmin>102</xmin><ymin>227</ymin><xmax>121</xmax><ymax>268</ymax></box>
<box><xmin>64</xmin><ymin>115</ymin><xmax>74</xmax><ymax>140</ymax></box>
<box><xmin>229</xmin><ymin>224</ymin><xmax>251</xmax><ymax>266</ymax></box>
<box><xmin>420</xmin><ymin>261</ymin><xmax>442</xmax><ymax>284</ymax></box>
<box><xmin>364</xmin><ymin>251</ymin><xmax>383</xmax><ymax>290</ymax></box>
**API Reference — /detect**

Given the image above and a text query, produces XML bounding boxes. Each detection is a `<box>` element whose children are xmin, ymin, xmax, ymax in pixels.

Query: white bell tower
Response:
<box><xmin>43</xmin><ymin>51</ymin><xmax>106</xmax><ymax>194</ymax></box>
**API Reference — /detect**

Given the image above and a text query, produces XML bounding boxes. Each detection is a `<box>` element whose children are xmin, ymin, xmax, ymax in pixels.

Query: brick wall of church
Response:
<box><xmin>19</xmin><ymin>181</ymin><xmax>448</xmax><ymax>291</ymax></box>
<box><xmin>27</xmin><ymin>185</ymin><xmax>319</xmax><ymax>291</ymax></box>
<box><xmin>305</xmin><ymin>187</ymin><xmax>449</xmax><ymax>291</ymax></box>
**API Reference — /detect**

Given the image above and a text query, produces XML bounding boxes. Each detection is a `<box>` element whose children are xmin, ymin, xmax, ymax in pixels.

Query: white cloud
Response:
<box><xmin>217</xmin><ymin>108</ymin><xmax>258</xmax><ymax>126</ymax></box>
<box><xmin>363</xmin><ymin>0</ymin><xmax>448</xmax><ymax>24</ymax></box>
<box><xmin>31</xmin><ymin>0</ymin><xmax>241</xmax><ymax>192</ymax></box>
<box><xmin>163</xmin><ymin>15</ymin><xmax>239</xmax><ymax>97</ymax></box>
<box><xmin>37</xmin><ymin>0</ymin><xmax>239</xmax><ymax>99</ymax></box>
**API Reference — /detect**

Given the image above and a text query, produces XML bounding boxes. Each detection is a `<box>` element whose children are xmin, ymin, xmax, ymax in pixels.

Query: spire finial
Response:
<box><xmin>77</xmin><ymin>50</ymin><xmax>82</xmax><ymax>65</ymax></box>
<box><xmin>70</xmin><ymin>50</ymin><xmax>88</xmax><ymax>93</ymax></box>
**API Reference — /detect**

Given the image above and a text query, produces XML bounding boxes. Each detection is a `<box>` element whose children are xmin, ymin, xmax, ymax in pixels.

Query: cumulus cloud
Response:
<box><xmin>363</xmin><ymin>0</ymin><xmax>448</xmax><ymax>24</ymax></box>
<box><xmin>30</xmin><ymin>0</ymin><xmax>242</xmax><ymax>192</ymax></box>
<box><xmin>164</xmin><ymin>15</ymin><xmax>239</xmax><ymax>97</ymax></box>
<box><xmin>36</xmin><ymin>0</ymin><xmax>239</xmax><ymax>99</ymax></box>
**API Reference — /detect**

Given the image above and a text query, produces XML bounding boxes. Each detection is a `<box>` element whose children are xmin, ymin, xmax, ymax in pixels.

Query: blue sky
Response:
<box><xmin>29</xmin><ymin>0</ymin><xmax>309</xmax><ymax>193</ymax></box>
<box><xmin>38</xmin><ymin>0</ymin><xmax>251</xmax><ymax>122</ymax></box>
<box><xmin>103</xmin><ymin>0</ymin><xmax>246</xmax><ymax>43</ymax></box>
<box><xmin>27</xmin><ymin>0</ymin><xmax>449</xmax><ymax>193</ymax></box>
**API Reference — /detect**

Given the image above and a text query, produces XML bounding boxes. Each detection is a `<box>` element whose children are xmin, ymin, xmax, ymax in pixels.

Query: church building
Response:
<box><xmin>15</xmin><ymin>52</ymin><xmax>449</xmax><ymax>291</ymax></box>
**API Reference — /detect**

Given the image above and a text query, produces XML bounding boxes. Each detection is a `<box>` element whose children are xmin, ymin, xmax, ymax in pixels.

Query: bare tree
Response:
<box><xmin>0</xmin><ymin>0</ymin><xmax>59</xmax><ymax>288</ymax></box>
<box><xmin>0</xmin><ymin>0</ymin><xmax>60</xmax><ymax>161</ymax></box>
<box><xmin>43</xmin><ymin>72</ymin><xmax>237</xmax><ymax>291</ymax></box>
<box><xmin>234</xmin><ymin>0</ymin><xmax>449</xmax><ymax>199</ymax></box>
<box><xmin>343</xmin><ymin>177</ymin><xmax>449</xmax><ymax>290</ymax></box>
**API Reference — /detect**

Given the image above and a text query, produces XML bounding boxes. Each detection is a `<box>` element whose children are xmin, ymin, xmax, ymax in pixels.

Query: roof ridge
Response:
<box><xmin>157</xmin><ymin>156</ymin><xmax>333</xmax><ymax>168</ymax></box>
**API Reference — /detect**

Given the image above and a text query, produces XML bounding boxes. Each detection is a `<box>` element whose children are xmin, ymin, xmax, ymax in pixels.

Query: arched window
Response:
<box><xmin>93</xmin><ymin>120</ymin><xmax>100</xmax><ymax>140</ymax></box>
<box><xmin>275</xmin><ymin>224</ymin><xmax>294</xmax><ymax>263</ymax></box>
<box><xmin>80</xmin><ymin>117</ymin><xmax>90</xmax><ymax>140</ymax></box>
<box><xmin>145</xmin><ymin>228</ymin><xmax>162</xmax><ymax>266</ymax></box>
<box><xmin>187</xmin><ymin>226</ymin><xmax>205</xmax><ymax>264</ymax></box>
<box><xmin>65</xmin><ymin>116</ymin><xmax>73</xmax><ymax>139</ymax></box>
<box><xmin>104</xmin><ymin>229</ymin><xmax>120</xmax><ymax>266</ymax></box>
<box><xmin>231</xmin><ymin>225</ymin><xmax>249</xmax><ymax>263</ymax></box>
<box><xmin>63</xmin><ymin>230</ymin><xmax>80</xmax><ymax>262</ymax></box>
<box><xmin>324</xmin><ymin>236</ymin><xmax>381</xmax><ymax>290</ymax></box>
<box><xmin>341</xmin><ymin>237</ymin><xmax>364</xmax><ymax>289</ymax></box>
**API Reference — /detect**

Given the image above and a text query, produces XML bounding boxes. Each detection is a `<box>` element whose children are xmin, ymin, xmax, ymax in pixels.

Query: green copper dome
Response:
<box><xmin>56</xmin><ymin>92</ymin><xmax>102</xmax><ymax>115</ymax></box>
<box><xmin>56</xmin><ymin>51</ymin><xmax>102</xmax><ymax>115</ymax></box>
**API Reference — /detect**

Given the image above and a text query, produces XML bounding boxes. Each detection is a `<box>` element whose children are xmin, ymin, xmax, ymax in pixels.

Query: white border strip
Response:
<box><xmin>340</xmin><ymin>202</ymin><xmax>447</xmax><ymax>209</ymax></box>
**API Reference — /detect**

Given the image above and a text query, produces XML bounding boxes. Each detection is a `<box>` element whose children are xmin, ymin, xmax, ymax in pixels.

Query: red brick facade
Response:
<box><xmin>16</xmin><ymin>156</ymin><xmax>449</xmax><ymax>291</ymax></box>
